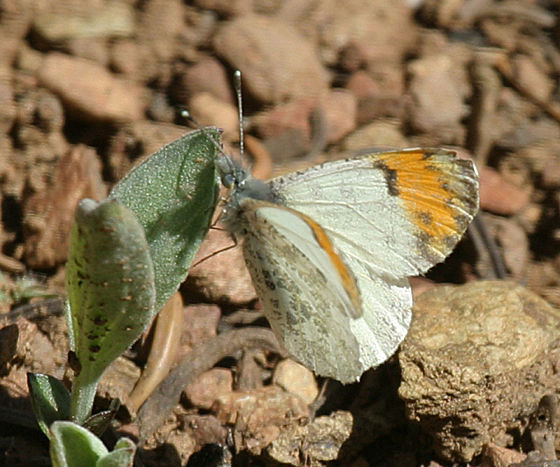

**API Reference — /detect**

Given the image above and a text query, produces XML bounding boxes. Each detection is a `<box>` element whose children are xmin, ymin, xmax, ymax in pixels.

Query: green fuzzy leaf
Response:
<box><xmin>96</xmin><ymin>438</ymin><xmax>136</xmax><ymax>467</ymax></box>
<box><xmin>50</xmin><ymin>421</ymin><xmax>107</xmax><ymax>467</ymax></box>
<box><xmin>27</xmin><ymin>373</ymin><xmax>71</xmax><ymax>436</ymax></box>
<box><xmin>108</xmin><ymin>128</ymin><xmax>220</xmax><ymax>312</ymax></box>
<box><xmin>66</xmin><ymin>199</ymin><xmax>155</xmax><ymax>421</ymax></box>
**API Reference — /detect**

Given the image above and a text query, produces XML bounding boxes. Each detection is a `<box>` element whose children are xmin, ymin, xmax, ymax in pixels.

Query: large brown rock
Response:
<box><xmin>399</xmin><ymin>281</ymin><xmax>560</xmax><ymax>463</ymax></box>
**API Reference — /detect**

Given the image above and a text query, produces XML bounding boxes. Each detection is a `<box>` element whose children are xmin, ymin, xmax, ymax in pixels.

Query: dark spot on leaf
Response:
<box><xmin>93</xmin><ymin>315</ymin><xmax>107</xmax><ymax>326</ymax></box>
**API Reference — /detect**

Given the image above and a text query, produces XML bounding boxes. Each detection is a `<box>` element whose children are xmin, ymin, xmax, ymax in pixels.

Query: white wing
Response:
<box><xmin>236</xmin><ymin>198</ymin><xmax>382</xmax><ymax>383</ymax></box>
<box><xmin>269</xmin><ymin>148</ymin><xmax>478</xmax><ymax>279</ymax></box>
<box><xmin>219</xmin><ymin>149</ymin><xmax>478</xmax><ymax>382</ymax></box>
<box><xmin>265</xmin><ymin>148</ymin><xmax>478</xmax><ymax>378</ymax></box>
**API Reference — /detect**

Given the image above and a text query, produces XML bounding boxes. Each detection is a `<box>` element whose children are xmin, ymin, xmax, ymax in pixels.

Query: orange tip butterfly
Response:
<box><xmin>216</xmin><ymin>147</ymin><xmax>478</xmax><ymax>383</ymax></box>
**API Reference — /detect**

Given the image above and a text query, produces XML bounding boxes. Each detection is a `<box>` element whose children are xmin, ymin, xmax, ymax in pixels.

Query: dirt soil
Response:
<box><xmin>1</xmin><ymin>0</ymin><xmax>560</xmax><ymax>466</ymax></box>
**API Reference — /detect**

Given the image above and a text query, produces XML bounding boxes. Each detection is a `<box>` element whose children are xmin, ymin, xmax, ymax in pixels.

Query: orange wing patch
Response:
<box><xmin>240</xmin><ymin>198</ymin><xmax>363</xmax><ymax>319</ymax></box>
<box><xmin>295</xmin><ymin>210</ymin><xmax>362</xmax><ymax>318</ymax></box>
<box><xmin>370</xmin><ymin>149</ymin><xmax>478</xmax><ymax>260</ymax></box>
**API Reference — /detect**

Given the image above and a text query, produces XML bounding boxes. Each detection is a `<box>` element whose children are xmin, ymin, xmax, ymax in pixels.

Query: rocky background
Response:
<box><xmin>1</xmin><ymin>0</ymin><xmax>560</xmax><ymax>465</ymax></box>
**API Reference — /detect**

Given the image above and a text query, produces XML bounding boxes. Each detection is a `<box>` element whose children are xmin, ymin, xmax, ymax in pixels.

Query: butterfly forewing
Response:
<box><xmin>269</xmin><ymin>148</ymin><xmax>478</xmax><ymax>278</ymax></box>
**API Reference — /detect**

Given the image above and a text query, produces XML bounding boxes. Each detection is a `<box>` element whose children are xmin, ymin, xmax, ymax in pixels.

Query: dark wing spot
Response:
<box><xmin>418</xmin><ymin>211</ymin><xmax>433</xmax><ymax>226</ymax></box>
<box><xmin>379</xmin><ymin>164</ymin><xmax>399</xmax><ymax>196</ymax></box>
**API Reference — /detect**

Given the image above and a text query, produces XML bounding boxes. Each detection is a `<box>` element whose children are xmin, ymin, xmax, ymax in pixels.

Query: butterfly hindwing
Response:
<box><xmin>237</xmin><ymin>198</ymin><xmax>364</xmax><ymax>382</ymax></box>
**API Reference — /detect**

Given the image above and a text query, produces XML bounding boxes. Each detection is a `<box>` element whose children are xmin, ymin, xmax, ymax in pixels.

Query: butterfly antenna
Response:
<box><xmin>233</xmin><ymin>70</ymin><xmax>245</xmax><ymax>159</ymax></box>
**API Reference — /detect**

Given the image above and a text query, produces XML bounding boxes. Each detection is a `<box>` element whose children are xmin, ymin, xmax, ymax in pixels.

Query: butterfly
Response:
<box><xmin>215</xmin><ymin>148</ymin><xmax>478</xmax><ymax>383</ymax></box>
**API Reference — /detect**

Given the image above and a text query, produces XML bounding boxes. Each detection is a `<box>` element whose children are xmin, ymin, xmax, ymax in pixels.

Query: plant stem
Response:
<box><xmin>69</xmin><ymin>371</ymin><xmax>99</xmax><ymax>425</ymax></box>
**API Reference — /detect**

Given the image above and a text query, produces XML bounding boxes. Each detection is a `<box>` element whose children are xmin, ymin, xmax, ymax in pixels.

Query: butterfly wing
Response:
<box><xmin>222</xmin><ymin>148</ymin><xmax>478</xmax><ymax>382</ymax></box>
<box><xmin>266</xmin><ymin>148</ymin><xmax>478</xmax><ymax>376</ymax></box>
<box><xmin>235</xmin><ymin>197</ymin><xmax>375</xmax><ymax>382</ymax></box>
<box><xmin>268</xmin><ymin>148</ymin><xmax>479</xmax><ymax>279</ymax></box>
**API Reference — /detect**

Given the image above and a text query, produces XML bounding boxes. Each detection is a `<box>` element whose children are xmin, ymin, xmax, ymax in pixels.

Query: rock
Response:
<box><xmin>267</xmin><ymin>411</ymin><xmax>353</xmax><ymax>465</ymax></box>
<box><xmin>110</xmin><ymin>39</ymin><xmax>143</xmax><ymax>77</ymax></box>
<box><xmin>146</xmin><ymin>91</ymin><xmax>176</xmax><ymax>123</ymax></box>
<box><xmin>346</xmin><ymin>65</ymin><xmax>405</xmax><ymax>123</ymax></box>
<box><xmin>493</xmin><ymin>88</ymin><xmax>544</xmax><ymax>149</ymax></box>
<box><xmin>186</xmin><ymin>228</ymin><xmax>257</xmax><ymax>306</ymax></box>
<box><xmin>136</xmin><ymin>0</ymin><xmax>185</xmax><ymax>63</ymax></box>
<box><xmin>180</xmin><ymin>414</ymin><xmax>228</xmax><ymax>448</ymax></box>
<box><xmin>187</xmin><ymin>92</ymin><xmax>239</xmax><ymax>140</ymax></box>
<box><xmin>319</xmin><ymin>89</ymin><xmax>357</xmax><ymax>144</ymax></box>
<box><xmin>252</xmin><ymin>98</ymin><xmax>316</xmax><ymax>142</ymax></box>
<box><xmin>512</xmin><ymin>54</ymin><xmax>554</xmax><ymax>102</ymax></box>
<box><xmin>16</xmin><ymin>44</ymin><xmax>43</xmax><ymax>75</ymax></box>
<box><xmin>399</xmin><ymin>281</ymin><xmax>560</xmax><ymax>463</ymax></box>
<box><xmin>0</xmin><ymin>0</ymin><xmax>34</xmax><ymax>40</ymax></box>
<box><xmin>96</xmin><ymin>356</ymin><xmax>141</xmax><ymax>415</ymax></box>
<box><xmin>32</xmin><ymin>2</ymin><xmax>135</xmax><ymax>42</ymax></box>
<box><xmin>518</xmin><ymin>142</ymin><xmax>560</xmax><ymax>189</ymax></box>
<box><xmin>65</xmin><ymin>37</ymin><xmax>109</xmax><ymax>66</ymax></box>
<box><xmin>342</xmin><ymin>120</ymin><xmax>408</xmax><ymax>153</ymax></box>
<box><xmin>273</xmin><ymin>359</ymin><xmax>318</xmax><ymax>405</ymax></box>
<box><xmin>346</xmin><ymin>70</ymin><xmax>379</xmax><ymax>99</ymax></box>
<box><xmin>409</xmin><ymin>277</ymin><xmax>437</xmax><ymax>300</ymax></box>
<box><xmin>214</xmin><ymin>385</ymin><xmax>309</xmax><ymax>455</ymax></box>
<box><xmin>34</xmin><ymin>89</ymin><xmax>65</xmax><ymax>133</ymax></box>
<box><xmin>193</xmin><ymin>0</ymin><xmax>251</xmax><ymax>17</ymax></box>
<box><xmin>23</xmin><ymin>145</ymin><xmax>107</xmax><ymax>269</ymax></box>
<box><xmin>479</xmin><ymin>166</ymin><xmax>530</xmax><ymax>215</ymax></box>
<box><xmin>262</xmin><ymin>129</ymin><xmax>311</xmax><ymax>164</ymax></box>
<box><xmin>486</xmin><ymin>215</ymin><xmax>529</xmax><ymax>279</ymax></box>
<box><xmin>406</xmin><ymin>53</ymin><xmax>469</xmax><ymax>142</ymax></box>
<box><xmin>181</xmin><ymin>304</ymin><xmax>221</xmax><ymax>349</ymax></box>
<box><xmin>0</xmin><ymin>81</ymin><xmax>15</xmax><ymax>134</ymax></box>
<box><xmin>12</xmin><ymin>88</ymin><xmax>66</xmax><ymax>156</ymax></box>
<box><xmin>38</xmin><ymin>52</ymin><xmax>146</xmax><ymax>122</ymax></box>
<box><xmin>480</xmin><ymin>443</ymin><xmax>526</xmax><ymax>467</ymax></box>
<box><xmin>11</xmin><ymin>313</ymin><xmax>67</xmax><ymax>375</ymax></box>
<box><xmin>157</xmin><ymin>429</ymin><xmax>197</xmax><ymax>464</ymax></box>
<box><xmin>313</xmin><ymin>0</ymin><xmax>416</xmax><ymax>65</ymax></box>
<box><xmin>185</xmin><ymin>368</ymin><xmax>233</xmax><ymax>410</ymax></box>
<box><xmin>172</xmin><ymin>58</ymin><xmax>234</xmax><ymax>106</ymax></box>
<box><xmin>251</xmin><ymin>89</ymin><xmax>356</xmax><ymax>159</ymax></box>
<box><xmin>338</xmin><ymin>41</ymin><xmax>368</xmax><ymax>72</ymax></box>
<box><xmin>213</xmin><ymin>15</ymin><xmax>329</xmax><ymax>103</ymax></box>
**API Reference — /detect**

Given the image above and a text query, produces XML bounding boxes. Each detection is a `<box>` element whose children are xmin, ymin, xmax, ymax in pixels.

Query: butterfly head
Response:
<box><xmin>215</xmin><ymin>155</ymin><xmax>275</xmax><ymax>232</ymax></box>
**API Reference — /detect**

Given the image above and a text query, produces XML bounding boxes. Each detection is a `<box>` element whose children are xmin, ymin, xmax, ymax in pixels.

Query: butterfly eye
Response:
<box><xmin>222</xmin><ymin>173</ymin><xmax>236</xmax><ymax>189</ymax></box>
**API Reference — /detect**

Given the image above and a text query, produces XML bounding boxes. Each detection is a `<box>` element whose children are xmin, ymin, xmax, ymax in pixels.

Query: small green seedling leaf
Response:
<box><xmin>27</xmin><ymin>373</ymin><xmax>71</xmax><ymax>436</ymax></box>
<box><xmin>50</xmin><ymin>421</ymin><xmax>108</xmax><ymax>467</ymax></box>
<box><xmin>96</xmin><ymin>437</ymin><xmax>136</xmax><ymax>467</ymax></box>
<box><xmin>66</xmin><ymin>199</ymin><xmax>155</xmax><ymax>423</ymax></box>
<box><xmin>108</xmin><ymin>128</ymin><xmax>220</xmax><ymax>313</ymax></box>
<box><xmin>49</xmin><ymin>421</ymin><xmax>136</xmax><ymax>467</ymax></box>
